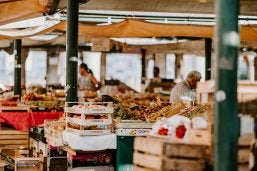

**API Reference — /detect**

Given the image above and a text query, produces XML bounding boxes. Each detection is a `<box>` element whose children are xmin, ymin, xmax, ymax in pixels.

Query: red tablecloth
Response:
<box><xmin>0</xmin><ymin>112</ymin><xmax>63</xmax><ymax>131</ymax></box>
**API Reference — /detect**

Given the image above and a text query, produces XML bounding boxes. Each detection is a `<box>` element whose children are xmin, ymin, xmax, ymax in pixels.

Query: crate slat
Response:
<box><xmin>133</xmin><ymin>151</ymin><xmax>162</xmax><ymax>170</ymax></box>
<box><xmin>165</xmin><ymin>143</ymin><xmax>207</xmax><ymax>159</ymax></box>
<box><xmin>134</xmin><ymin>137</ymin><xmax>166</xmax><ymax>156</ymax></box>
<box><xmin>0</xmin><ymin>145</ymin><xmax>27</xmax><ymax>149</ymax></box>
<box><xmin>0</xmin><ymin>139</ymin><xmax>28</xmax><ymax>145</ymax></box>
<box><xmin>238</xmin><ymin>134</ymin><xmax>255</xmax><ymax>147</ymax></box>
<box><xmin>238</xmin><ymin>149</ymin><xmax>250</xmax><ymax>164</ymax></box>
<box><xmin>0</xmin><ymin>131</ymin><xmax>28</xmax><ymax>135</ymax></box>
<box><xmin>134</xmin><ymin>137</ymin><xmax>208</xmax><ymax>171</ymax></box>
<box><xmin>238</xmin><ymin>164</ymin><xmax>249</xmax><ymax>171</ymax></box>
<box><xmin>134</xmin><ymin>137</ymin><xmax>207</xmax><ymax>158</ymax></box>
<box><xmin>134</xmin><ymin>165</ymin><xmax>157</xmax><ymax>171</ymax></box>
<box><xmin>0</xmin><ymin>134</ymin><xmax>28</xmax><ymax>140</ymax></box>
<box><xmin>163</xmin><ymin>158</ymin><xmax>205</xmax><ymax>171</ymax></box>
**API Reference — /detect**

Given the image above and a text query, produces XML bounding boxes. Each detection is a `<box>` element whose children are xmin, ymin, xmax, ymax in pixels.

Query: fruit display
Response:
<box><xmin>65</xmin><ymin>102</ymin><xmax>113</xmax><ymax>136</ymax></box>
<box><xmin>180</xmin><ymin>105</ymin><xmax>208</xmax><ymax>119</ymax></box>
<box><xmin>22</xmin><ymin>93</ymin><xmax>61</xmax><ymax>110</ymax></box>
<box><xmin>0</xmin><ymin>95</ymin><xmax>20</xmax><ymax>106</ymax></box>
<box><xmin>101</xmin><ymin>93</ymin><xmax>171</xmax><ymax>121</ymax></box>
<box><xmin>113</xmin><ymin>103</ymin><xmax>137</xmax><ymax>120</ymax></box>
<box><xmin>23</xmin><ymin>93</ymin><xmax>56</xmax><ymax>101</ymax></box>
<box><xmin>112</xmin><ymin>92</ymin><xmax>169</xmax><ymax>108</ymax></box>
<box><xmin>100</xmin><ymin>93</ymin><xmax>208</xmax><ymax>123</ymax></box>
<box><xmin>143</xmin><ymin>102</ymin><xmax>186</xmax><ymax>122</ymax></box>
<box><xmin>0</xmin><ymin>101</ymin><xmax>17</xmax><ymax>106</ymax></box>
<box><xmin>113</xmin><ymin>102</ymin><xmax>183</xmax><ymax>122</ymax></box>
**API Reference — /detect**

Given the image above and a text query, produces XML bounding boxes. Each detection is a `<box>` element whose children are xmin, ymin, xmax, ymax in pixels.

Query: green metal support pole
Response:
<box><xmin>66</xmin><ymin>0</ymin><xmax>78</xmax><ymax>102</ymax></box>
<box><xmin>14</xmin><ymin>39</ymin><xmax>22</xmax><ymax>97</ymax></box>
<box><xmin>214</xmin><ymin>0</ymin><xmax>240</xmax><ymax>170</ymax></box>
<box><xmin>205</xmin><ymin>38</ymin><xmax>212</xmax><ymax>80</ymax></box>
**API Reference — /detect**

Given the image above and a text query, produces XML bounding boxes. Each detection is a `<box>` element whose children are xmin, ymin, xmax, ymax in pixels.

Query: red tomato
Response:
<box><xmin>158</xmin><ymin>127</ymin><xmax>168</xmax><ymax>136</ymax></box>
<box><xmin>175</xmin><ymin>125</ymin><xmax>187</xmax><ymax>139</ymax></box>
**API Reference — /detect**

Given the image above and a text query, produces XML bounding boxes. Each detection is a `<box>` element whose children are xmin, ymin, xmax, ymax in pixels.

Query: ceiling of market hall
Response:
<box><xmin>1</xmin><ymin>0</ymin><xmax>257</xmax><ymax>50</ymax></box>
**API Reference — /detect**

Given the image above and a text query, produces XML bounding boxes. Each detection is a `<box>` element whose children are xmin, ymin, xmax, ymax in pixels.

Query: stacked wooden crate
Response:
<box><xmin>0</xmin><ymin>148</ymin><xmax>40</xmax><ymax>171</ymax></box>
<box><xmin>133</xmin><ymin>137</ymin><xmax>209</xmax><ymax>171</ymax></box>
<box><xmin>238</xmin><ymin>134</ymin><xmax>255</xmax><ymax>171</ymax></box>
<box><xmin>0</xmin><ymin>130</ymin><xmax>29</xmax><ymax>149</ymax></box>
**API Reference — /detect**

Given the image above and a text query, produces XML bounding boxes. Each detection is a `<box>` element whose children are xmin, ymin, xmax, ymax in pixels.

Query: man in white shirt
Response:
<box><xmin>170</xmin><ymin>70</ymin><xmax>202</xmax><ymax>102</ymax></box>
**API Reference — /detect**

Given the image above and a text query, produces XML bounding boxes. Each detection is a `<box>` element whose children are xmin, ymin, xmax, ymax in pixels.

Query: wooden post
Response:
<box><xmin>175</xmin><ymin>54</ymin><xmax>183</xmax><ymax>80</ymax></box>
<box><xmin>100</xmin><ymin>52</ymin><xmax>107</xmax><ymax>82</ymax></box>
<box><xmin>254</xmin><ymin>57</ymin><xmax>257</xmax><ymax>81</ymax></box>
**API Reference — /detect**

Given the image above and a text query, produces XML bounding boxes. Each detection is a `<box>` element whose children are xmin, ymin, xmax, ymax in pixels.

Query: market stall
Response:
<box><xmin>1</xmin><ymin>0</ymin><xmax>257</xmax><ymax>170</ymax></box>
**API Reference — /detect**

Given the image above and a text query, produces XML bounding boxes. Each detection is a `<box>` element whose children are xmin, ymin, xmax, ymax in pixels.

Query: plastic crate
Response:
<box><xmin>65</xmin><ymin>102</ymin><xmax>113</xmax><ymax>114</ymax></box>
<box><xmin>70</xmin><ymin>166</ymin><xmax>114</xmax><ymax>171</ymax></box>
<box><xmin>48</xmin><ymin>146</ymin><xmax>67</xmax><ymax>158</ymax></box>
<box><xmin>47</xmin><ymin>157</ymin><xmax>67</xmax><ymax>171</ymax></box>
<box><xmin>67</xmin><ymin>150</ymin><xmax>113</xmax><ymax>168</ymax></box>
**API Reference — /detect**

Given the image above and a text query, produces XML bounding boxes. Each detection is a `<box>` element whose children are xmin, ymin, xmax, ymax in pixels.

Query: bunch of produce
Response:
<box><xmin>101</xmin><ymin>93</ymin><xmax>170</xmax><ymax>121</ymax></box>
<box><xmin>22</xmin><ymin>93</ymin><xmax>58</xmax><ymax>109</ymax></box>
<box><xmin>112</xmin><ymin>92</ymin><xmax>169</xmax><ymax>108</ymax></box>
<box><xmin>53</xmin><ymin>90</ymin><xmax>65</xmax><ymax>97</ymax></box>
<box><xmin>0</xmin><ymin>95</ymin><xmax>19</xmax><ymax>106</ymax></box>
<box><xmin>145</xmin><ymin>102</ymin><xmax>186</xmax><ymax>122</ymax></box>
<box><xmin>113</xmin><ymin>103</ymin><xmax>137</xmax><ymax>120</ymax></box>
<box><xmin>132</xmin><ymin>102</ymin><xmax>170</xmax><ymax>121</ymax></box>
<box><xmin>180</xmin><ymin>105</ymin><xmax>208</xmax><ymax>119</ymax></box>
<box><xmin>23</xmin><ymin>93</ymin><xmax>56</xmax><ymax>101</ymax></box>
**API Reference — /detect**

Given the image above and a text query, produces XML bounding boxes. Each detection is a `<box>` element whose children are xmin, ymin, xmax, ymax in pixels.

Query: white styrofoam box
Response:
<box><xmin>38</xmin><ymin>141</ymin><xmax>47</xmax><ymax>157</ymax></box>
<box><xmin>65</xmin><ymin>102</ymin><xmax>113</xmax><ymax>114</ymax></box>
<box><xmin>115</xmin><ymin>128</ymin><xmax>151</xmax><ymax>136</ymax></box>
<box><xmin>115</xmin><ymin>121</ymin><xmax>153</xmax><ymax>129</ymax></box>
<box><xmin>240</xmin><ymin>115</ymin><xmax>254</xmax><ymax>135</ymax></box>
<box><xmin>66</xmin><ymin>128</ymin><xmax>111</xmax><ymax>136</ymax></box>
<box><xmin>31</xmin><ymin>138</ymin><xmax>39</xmax><ymax>153</ymax></box>
<box><xmin>63</xmin><ymin>131</ymin><xmax>117</xmax><ymax>151</ymax></box>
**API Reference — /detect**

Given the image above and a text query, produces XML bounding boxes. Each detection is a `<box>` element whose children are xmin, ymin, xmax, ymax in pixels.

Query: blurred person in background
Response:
<box><xmin>170</xmin><ymin>70</ymin><xmax>202</xmax><ymax>102</ymax></box>
<box><xmin>152</xmin><ymin>66</ymin><xmax>162</xmax><ymax>83</ymax></box>
<box><xmin>78</xmin><ymin>63</ymin><xmax>101</xmax><ymax>91</ymax></box>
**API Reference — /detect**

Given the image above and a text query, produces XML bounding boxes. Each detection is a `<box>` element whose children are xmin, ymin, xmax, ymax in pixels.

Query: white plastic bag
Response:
<box><xmin>166</xmin><ymin>115</ymin><xmax>191</xmax><ymax>140</ymax></box>
<box><xmin>192</xmin><ymin>117</ymin><xmax>207</xmax><ymax>129</ymax></box>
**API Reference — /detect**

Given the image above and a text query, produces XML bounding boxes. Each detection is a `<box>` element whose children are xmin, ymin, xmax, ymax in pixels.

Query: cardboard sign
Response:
<box><xmin>91</xmin><ymin>38</ymin><xmax>110</xmax><ymax>52</ymax></box>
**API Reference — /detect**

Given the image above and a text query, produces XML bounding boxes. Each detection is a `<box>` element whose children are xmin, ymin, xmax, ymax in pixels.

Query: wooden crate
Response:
<box><xmin>133</xmin><ymin>137</ymin><xmax>208</xmax><ymax>171</ymax></box>
<box><xmin>0</xmin><ymin>130</ymin><xmax>29</xmax><ymax>149</ymax></box>
<box><xmin>237</xmin><ymin>134</ymin><xmax>255</xmax><ymax>171</ymax></box>
<box><xmin>197</xmin><ymin>80</ymin><xmax>257</xmax><ymax>104</ymax></box>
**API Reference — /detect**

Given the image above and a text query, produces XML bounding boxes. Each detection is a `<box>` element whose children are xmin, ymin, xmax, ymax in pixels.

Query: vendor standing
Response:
<box><xmin>78</xmin><ymin>63</ymin><xmax>101</xmax><ymax>91</ymax></box>
<box><xmin>152</xmin><ymin>66</ymin><xmax>162</xmax><ymax>83</ymax></box>
<box><xmin>170</xmin><ymin>70</ymin><xmax>202</xmax><ymax>102</ymax></box>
